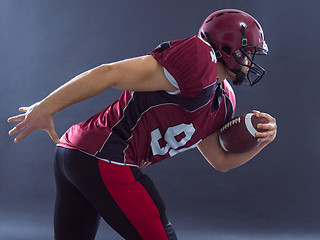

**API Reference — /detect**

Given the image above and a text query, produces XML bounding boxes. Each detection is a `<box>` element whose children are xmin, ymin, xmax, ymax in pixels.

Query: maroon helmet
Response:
<box><xmin>198</xmin><ymin>9</ymin><xmax>268</xmax><ymax>86</ymax></box>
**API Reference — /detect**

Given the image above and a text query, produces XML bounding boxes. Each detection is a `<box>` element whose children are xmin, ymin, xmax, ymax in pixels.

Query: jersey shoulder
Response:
<box><xmin>149</xmin><ymin>36</ymin><xmax>218</xmax><ymax>98</ymax></box>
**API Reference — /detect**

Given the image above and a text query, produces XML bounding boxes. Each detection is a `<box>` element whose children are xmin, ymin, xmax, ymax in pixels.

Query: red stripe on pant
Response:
<box><xmin>98</xmin><ymin>160</ymin><xmax>168</xmax><ymax>240</ymax></box>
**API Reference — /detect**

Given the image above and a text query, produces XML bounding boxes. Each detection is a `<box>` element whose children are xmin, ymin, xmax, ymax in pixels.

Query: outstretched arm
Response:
<box><xmin>7</xmin><ymin>55</ymin><xmax>177</xmax><ymax>143</ymax></box>
<box><xmin>197</xmin><ymin>111</ymin><xmax>277</xmax><ymax>172</ymax></box>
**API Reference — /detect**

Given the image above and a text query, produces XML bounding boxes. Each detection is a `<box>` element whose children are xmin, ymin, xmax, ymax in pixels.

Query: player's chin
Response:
<box><xmin>227</xmin><ymin>70</ymin><xmax>237</xmax><ymax>82</ymax></box>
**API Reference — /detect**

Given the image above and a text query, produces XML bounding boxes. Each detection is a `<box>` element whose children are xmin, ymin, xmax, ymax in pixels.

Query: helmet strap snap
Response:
<box><xmin>241</xmin><ymin>25</ymin><xmax>248</xmax><ymax>47</ymax></box>
<box><xmin>204</xmin><ymin>31</ymin><xmax>222</xmax><ymax>59</ymax></box>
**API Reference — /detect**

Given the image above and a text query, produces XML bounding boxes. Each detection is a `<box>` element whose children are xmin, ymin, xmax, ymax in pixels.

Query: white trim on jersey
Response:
<box><xmin>198</xmin><ymin>36</ymin><xmax>217</xmax><ymax>63</ymax></box>
<box><xmin>97</xmin><ymin>156</ymin><xmax>140</xmax><ymax>168</ymax></box>
<box><xmin>78</xmin><ymin>148</ymin><xmax>140</xmax><ymax>168</ymax></box>
<box><xmin>163</xmin><ymin>67</ymin><xmax>181</xmax><ymax>95</ymax></box>
<box><xmin>197</xmin><ymin>35</ymin><xmax>212</xmax><ymax>48</ymax></box>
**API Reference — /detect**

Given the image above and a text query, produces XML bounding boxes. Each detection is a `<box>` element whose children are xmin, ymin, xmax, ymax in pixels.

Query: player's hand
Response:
<box><xmin>252</xmin><ymin>110</ymin><xmax>277</xmax><ymax>143</ymax></box>
<box><xmin>7</xmin><ymin>102</ymin><xmax>60</xmax><ymax>144</ymax></box>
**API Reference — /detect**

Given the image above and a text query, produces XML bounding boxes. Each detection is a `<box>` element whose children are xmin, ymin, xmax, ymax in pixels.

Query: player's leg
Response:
<box><xmin>98</xmin><ymin>160</ymin><xmax>177</xmax><ymax>240</ymax></box>
<box><xmin>54</xmin><ymin>147</ymin><xmax>101</xmax><ymax>240</ymax></box>
<box><xmin>54</xmin><ymin>147</ymin><xmax>144</xmax><ymax>239</ymax></box>
<box><xmin>54</xmin><ymin>147</ymin><xmax>177</xmax><ymax>239</ymax></box>
<box><xmin>131</xmin><ymin>167</ymin><xmax>177</xmax><ymax>240</ymax></box>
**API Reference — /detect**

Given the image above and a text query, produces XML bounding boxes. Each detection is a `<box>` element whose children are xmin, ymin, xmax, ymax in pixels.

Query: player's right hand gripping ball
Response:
<box><xmin>218</xmin><ymin>113</ymin><xmax>268</xmax><ymax>153</ymax></box>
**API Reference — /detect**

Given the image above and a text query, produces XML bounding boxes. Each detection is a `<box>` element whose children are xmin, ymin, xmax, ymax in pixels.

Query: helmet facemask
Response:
<box><xmin>231</xmin><ymin>44</ymin><xmax>268</xmax><ymax>86</ymax></box>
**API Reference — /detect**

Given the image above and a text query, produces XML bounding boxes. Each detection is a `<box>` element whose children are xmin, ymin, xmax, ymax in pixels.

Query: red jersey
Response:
<box><xmin>57</xmin><ymin>36</ymin><xmax>236</xmax><ymax>169</ymax></box>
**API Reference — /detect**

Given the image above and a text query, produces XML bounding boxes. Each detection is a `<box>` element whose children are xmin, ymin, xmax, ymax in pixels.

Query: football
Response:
<box><xmin>218</xmin><ymin>113</ymin><xmax>269</xmax><ymax>154</ymax></box>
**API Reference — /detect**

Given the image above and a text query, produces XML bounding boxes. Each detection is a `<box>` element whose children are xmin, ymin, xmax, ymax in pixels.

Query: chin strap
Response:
<box><xmin>241</xmin><ymin>25</ymin><xmax>248</xmax><ymax>47</ymax></box>
<box><xmin>232</xmin><ymin>25</ymin><xmax>248</xmax><ymax>86</ymax></box>
<box><xmin>204</xmin><ymin>31</ymin><xmax>223</xmax><ymax>59</ymax></box>
<box><xmin>232</xmin><ymin>69</ymin><xmax>247</xmax><ymax>85</ymax></box>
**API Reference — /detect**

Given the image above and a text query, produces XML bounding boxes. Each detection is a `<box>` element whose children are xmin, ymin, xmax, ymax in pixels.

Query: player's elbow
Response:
<box><xmin>213</xmin><ymin>164</ymin><xmax>231</xmax><ymax>173</ymax></box>
<box><xmin>207</xmin><ymin>157</ymin><xmax>231</xmax><ymax>173</ymax></box>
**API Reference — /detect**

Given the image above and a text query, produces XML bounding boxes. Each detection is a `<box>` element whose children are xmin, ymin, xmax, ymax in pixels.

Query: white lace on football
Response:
<box><xmin>220</xmin><ymin>117</ymin><xmax>241</xmax><ymax>132</ymax></box>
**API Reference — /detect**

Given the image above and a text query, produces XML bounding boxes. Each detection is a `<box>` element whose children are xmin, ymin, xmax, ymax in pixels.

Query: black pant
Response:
<box><xmin>54</xmin><ymin>147</ymin><xmax>177</xmax><ymax>240</ymax></box>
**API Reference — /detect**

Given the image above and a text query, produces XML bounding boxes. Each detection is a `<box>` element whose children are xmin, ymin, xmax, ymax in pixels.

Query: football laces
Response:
<box><xmin>220</xmin><ymin>117</ymin><xmax>241</xmax><ymax>133</ymax></box>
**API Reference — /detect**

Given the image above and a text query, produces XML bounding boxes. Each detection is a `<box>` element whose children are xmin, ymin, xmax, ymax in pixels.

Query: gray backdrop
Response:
<box><xmin>1</xmin><ymin>0</ymin><xmax>319</xmax><ymax>239</ymax></box>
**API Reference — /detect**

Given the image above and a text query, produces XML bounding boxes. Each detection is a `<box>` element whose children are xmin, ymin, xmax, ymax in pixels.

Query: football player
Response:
<box><xmin>8</xmin><ymin>9</ymin><xmax>277</xmax><ymax>240</ymax></box>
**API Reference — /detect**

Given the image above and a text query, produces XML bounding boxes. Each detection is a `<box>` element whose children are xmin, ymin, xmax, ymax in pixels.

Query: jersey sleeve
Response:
<box><xmin>149</xmin><ymin>36</ymin><xmax>218</xmax><ymax>98</ymax></box>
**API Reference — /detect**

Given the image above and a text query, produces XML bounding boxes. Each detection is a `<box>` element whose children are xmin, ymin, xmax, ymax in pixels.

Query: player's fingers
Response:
<box><xmin>257</xmin><ymin>124</ymin><xmax>277</xmax><ymax>135</ymax></box>
<box><xmin>7</xmin><ymin>114</ymin><xmax>26</xmax><ymax>123</ymax></box>
<box><xmin>257</xmin><ymin>122</ymin><xmax>277</xmax><ymax>131</ymax></box>
<box><xmin>8</xmin><ymin>121</ymin><xmax>28</xmax><ymax>136</ymax></box>
<box><xmin>256</xmin><ymin>130</ymin><xmax>272</xmax><ymax>138</ymax></box>
<box><xmin>46</xmin><ymin>128</ymin><xmax>60</xmax><ymax>144</ymax></box>
<box><xmin>256</xmin><ymin>128</ymin><xmax>277</xmax><ymax>142</ymax></box>
<box><xmin>265</xmin><ymin>115</ymin><xmax>276</xmax><ymax>124</ymax></box>
<box><xmin>254</xmin><ymin>111</ymin><xmax>276</xmax><ymax>123</ymax></box>
<box><xmin>19</xmin><ymin>107</ymin><xmax>28</xmax><ymax>112</ymax></box>
<box><xmin>256</xmin><ymin>131</ymin><xmax>267</xmax><ymax>138</ymax></box>
<box><xmin>13</xmin><ymin>127</ymin><xmax>33</xmax><ymax>143</ymax></box>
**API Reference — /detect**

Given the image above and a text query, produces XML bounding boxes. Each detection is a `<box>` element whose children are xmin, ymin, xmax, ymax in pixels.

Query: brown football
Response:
<box><xmin>218</xmin><ymin>113</ymin><xmax>268</xmax><ymax>153</ymax></box>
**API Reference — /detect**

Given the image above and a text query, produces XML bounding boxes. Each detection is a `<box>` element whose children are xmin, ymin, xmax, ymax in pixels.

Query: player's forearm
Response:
<box><xmin>217</xmin><ymin>141</ymin><xmax>269</xmax><ymax>172</ymax></box>
<box><xmin>198</xmin><ymin>132</ymin><xmax>270</xmax><ymax>172</ymax></box>
<box><xmin>39</xmin><ymin>64</ymin><xmax>112</xmax><ymax>115</ymax></box>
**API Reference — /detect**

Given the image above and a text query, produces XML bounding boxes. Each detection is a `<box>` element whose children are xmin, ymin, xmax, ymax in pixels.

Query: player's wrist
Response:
<box><xmin>38</xmin><ymin>98</ymin><xmax>60</xmax><ymax>116</ymax></box>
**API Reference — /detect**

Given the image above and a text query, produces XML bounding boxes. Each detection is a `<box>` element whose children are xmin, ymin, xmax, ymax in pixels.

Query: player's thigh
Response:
<box><xmin>54</xmin><ymin>148</ymin><xmax>100</xmax><ymax>240</ymax></box>
<box><xmin>55</xmin><ymin>148</ymin><xmax>143</xmax><ymax>239</ymax></box>
<box><xmin>55</xmin><ymin>147</ymin><xmax>176</xmax><ymax>239</ymax></box>
<box><xmin>98</xmin><ymin>160</ymin><xmax>176</xmax><ymax>240</ymax></box>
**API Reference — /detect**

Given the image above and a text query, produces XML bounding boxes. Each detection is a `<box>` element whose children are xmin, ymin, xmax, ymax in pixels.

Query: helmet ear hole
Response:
<box><xmin>200</xmin><ymin>32</ymin><xmax>206</xmax><ymax>39</ymax></box>
<box><xmin>221</xmin><ymin>45</ymin><xmax>231</xmax><ymax>55</ymax></box>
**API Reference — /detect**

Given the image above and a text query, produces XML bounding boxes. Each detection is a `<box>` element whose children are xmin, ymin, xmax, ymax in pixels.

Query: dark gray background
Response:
<box><xmin>1</xmin><ymin>0</ymin><xmax>319</xmax><ymax>239</ymax></box>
